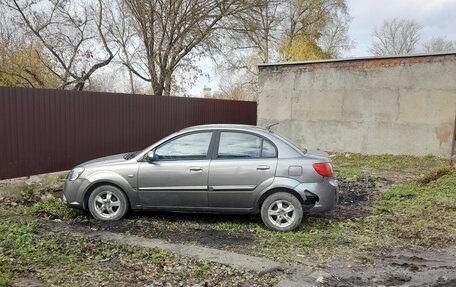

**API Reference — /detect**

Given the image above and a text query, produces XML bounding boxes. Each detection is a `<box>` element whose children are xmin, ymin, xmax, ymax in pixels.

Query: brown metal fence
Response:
<box><xmin>0</xmin><ymin>87</ymin><xmax>257</xmax><ymax>180</ymax></box>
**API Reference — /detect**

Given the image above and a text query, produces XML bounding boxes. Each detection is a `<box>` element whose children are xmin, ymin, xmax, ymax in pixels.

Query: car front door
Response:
<box><xmin>208</xmin><ymin>131</ymin><xmax>278</xmax><ymax>209</ymax></box>
<box><xmin>137</xmin><ymin>131</ymin><xmax>214</xmax><ymax>208</ymax></box>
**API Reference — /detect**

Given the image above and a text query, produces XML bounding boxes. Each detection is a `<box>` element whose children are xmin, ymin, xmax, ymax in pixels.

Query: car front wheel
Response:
<box><xmin>261</xmin><ymin>192</ymin><xmax>303</xmax><ymax>231</ymax></box>
<box><xmin>88</xmin><ymin>185</ymin><xmax>129</xmax><ymax>221</ymax></box>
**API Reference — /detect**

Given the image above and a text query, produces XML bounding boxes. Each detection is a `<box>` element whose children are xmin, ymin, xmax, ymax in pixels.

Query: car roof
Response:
<box><xmin>180</xmin><ymin>124</ymin><xmax>269</xmax><ymax>133</ymax></box>
<box><xmin>134</xmin><ymin>123</ymin><xmax>308</xmax><ymax>160</ymax></box>
<box><xmin>176</xmin><ymin>124</ymin><xmax>308</xmax><ymax>159</ymax></box>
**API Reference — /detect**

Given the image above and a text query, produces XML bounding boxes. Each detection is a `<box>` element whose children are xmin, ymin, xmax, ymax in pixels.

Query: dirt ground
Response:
<box><xmin>57</xmin><ymin>175</ymin><xmax>454</xmax><ymax>287</ymax></box>
<box><xmin>323</xmin><ymin>247</ymin><xmax>456</xmax><ymax>287</ymax></box>
<box><xmin>1</xmin><ymin>156</ymin><xmax>455</xmax><ymax>286</ymax></box>
<box><xmin>75</xmin><ymin>176</ymin><xmax>387</xmax><ymax>251</ymax></box>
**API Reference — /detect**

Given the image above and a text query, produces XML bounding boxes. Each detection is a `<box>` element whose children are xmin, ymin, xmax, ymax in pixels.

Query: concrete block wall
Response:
<box><xmin>258</xmin><ymin>53</ymin><xmax>456</xmax><ymax>157</ymax></box>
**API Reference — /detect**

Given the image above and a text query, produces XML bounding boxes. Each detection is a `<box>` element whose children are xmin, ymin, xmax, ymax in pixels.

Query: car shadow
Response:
<box><xmin>127</xmin><ymin>210</ymin><xmax>263</xmax><ymax>225</ymax></box>
<box><xmin>76</xmin><ymin>210</ymin><xmax>262</xmax><ymax>250</ymax></box>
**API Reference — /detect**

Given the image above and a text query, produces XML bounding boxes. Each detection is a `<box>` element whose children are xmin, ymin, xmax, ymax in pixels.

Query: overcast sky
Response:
<box><xmin>347</xmin><ymin>0</ymin><xmax>456</xmax><ymax>56</ymax></box>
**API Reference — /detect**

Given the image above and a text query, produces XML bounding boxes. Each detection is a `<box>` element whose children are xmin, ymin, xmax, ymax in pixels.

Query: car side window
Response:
<box><xmin>155</xmin><ymin>132</ymin><xmax>212</xmax><ymax>161</ymax></box>
<box><xmin>217</xmin><ymin>132</ymin><xmax>277</xmax><ymax>159</ymax></box>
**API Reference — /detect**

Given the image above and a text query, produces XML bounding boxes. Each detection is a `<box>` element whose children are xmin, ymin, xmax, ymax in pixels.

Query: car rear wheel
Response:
<box><xmin>261</xmin><ymin>192</ymin><xmax>303</xmax><ymax>231</ymax></box>
<box><xmin>88</xmin><ymin>185</ymin><xmax>129</xmax><ymax>221</ymax></box>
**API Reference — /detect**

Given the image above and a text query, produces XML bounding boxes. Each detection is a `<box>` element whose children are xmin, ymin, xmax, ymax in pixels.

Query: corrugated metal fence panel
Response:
<box><xmin>0</xmin><ymin>87</ymin><xmax>257</xmax><ymax>180</ymax></box>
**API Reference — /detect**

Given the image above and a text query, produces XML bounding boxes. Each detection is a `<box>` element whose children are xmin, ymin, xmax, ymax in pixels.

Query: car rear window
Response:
<box><xmin>217</xmin><ymin>132</ymin><xmax>277</xmax><ymax>159</ymax></box>
<box><xmin>271</xmin><ymin>132</ymin><xmax>307</xmax><ymax>155</ymax></box>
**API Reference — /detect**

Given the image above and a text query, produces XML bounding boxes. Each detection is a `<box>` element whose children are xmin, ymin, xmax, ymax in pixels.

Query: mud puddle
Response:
<box><xmin>323</xmin><ymin>248</ymin><xmax>456</xmax><ymax>286</ymax></box>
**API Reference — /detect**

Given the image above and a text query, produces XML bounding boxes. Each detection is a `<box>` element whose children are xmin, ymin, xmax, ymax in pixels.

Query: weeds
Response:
<box><xmin>371</xmin><ymin>172</ymin><xmax>456</xmax><ymax>246</ymax></box>
<box><xmin>30</xmin><ymin>197</ymin><xmax>86</xmax><ymax>220</ymax></box>
<box><xmin>194</xmin><ymin>261</ymin><xmax>211</xmax><ymax>277</ymax></box>
<box><xmin>0</xmin><ymin>216</ymin><xmax>278</xmax><ymax>286</ymax></box>
<box><xmin>416</xmin><ymin>166</ymin><xmax>453</xmax><ymax>185</ymax></box>
<box><xmin>253</xmin><ymin>171</ymin><xmax>456</xmax><ymax>263</ymax></box>
<box><xmin>1</xmin><ymin>153</ymin><xmax>454</xmax><ymax>277</ymax></box>
<box><xmin>205</xmin><ymin>170</ymin><xmax>456</xmax><ymax>264</ymax></box>
<box><xmin>342</xmin><ymin>168</ymin><xmax>365</xmax><ymax>179</ymax></box>
<box><xmin>332</xmin><ymin>153</ymin><xmax>450</xmax><ymax>181</ymax></box>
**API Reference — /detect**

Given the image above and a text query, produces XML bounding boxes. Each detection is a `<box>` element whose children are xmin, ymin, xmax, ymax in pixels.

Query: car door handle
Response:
<box><xmin>257</xmin><ymin>165</ymin><xmax>270</xmax><ymax>171</ymax></box>
<box><xmin>190</xmin><ymin>167</ymin><xmax>203</xmax><ymax>172</ymax></box>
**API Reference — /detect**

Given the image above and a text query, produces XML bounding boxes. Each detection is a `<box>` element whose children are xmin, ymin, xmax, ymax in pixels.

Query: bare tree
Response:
<box><xmin>369</xmin><ymin>18</ymin><xmax>422</xmax><ymax>56</ymax></box>
<box><xmin>120</xmin><ymin>0</ymin><xmax>262</xmax><ymax>96</ymax></box>
<box><xmin>105</xmin><ymin>0</ymin><xmax>139</xmax><ymax>94</ymax></box>
<box><xmin>422</xmin><ymin>37</ymin><xmax>456</xmax><ymax>53</ymax></box>
<box><xmin>215</xmin><ymin>0</ymin><xmax>352</xmax><ymax>66</ymax></box>
<box><xmin>319</xmin><ymin>8</ymin><xmax>354</xmax><ymax>58</ymax></box>
<box><xmin>210</xmin><ymin>0</ymin><xmax>353</xmax><ymax>101</ymax></box>
<box><xmin>223</xmin><ymin>0</ymin><xmax>282</xmax><ymax>64</ymax></box>
<box><xmin>3</xmin><ymin>0</ymin><xmax>114</xmax><ymax>90</ymax></box>
<box><xmin>206</xmin><ymin>0</ymin><xmax>281</xmax><ymax>99</ymax></box>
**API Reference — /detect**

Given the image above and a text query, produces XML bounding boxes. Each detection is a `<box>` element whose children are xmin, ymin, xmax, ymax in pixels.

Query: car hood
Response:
<box><xmin>79</xmin><ymin>153</ymin><xmax>129</xmax><ymax>167</ymax></box>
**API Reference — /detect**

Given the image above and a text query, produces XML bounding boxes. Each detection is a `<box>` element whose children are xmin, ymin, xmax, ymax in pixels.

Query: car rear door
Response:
<box><xmin>208</xmin><ymin>131</ymin><xmax>278</xmax><ymax>209</ymax></box>
<box><xmin>137</xmin><ymin>131</ymin><xmax>215</xmax><ymax>208</ymax></box>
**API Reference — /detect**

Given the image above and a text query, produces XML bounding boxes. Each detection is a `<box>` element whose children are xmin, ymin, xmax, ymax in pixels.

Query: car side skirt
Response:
<box><xmin>133</xmin><ymin>205</ymin><xmax>257</xmax><ymax>215</ymax></box>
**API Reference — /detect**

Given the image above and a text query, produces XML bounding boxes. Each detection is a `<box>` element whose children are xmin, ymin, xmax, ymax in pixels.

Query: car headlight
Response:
<box><xmin>68</xmin><ymin>167</ymin><xmax>84</xmax><ymax>181</ymax></box>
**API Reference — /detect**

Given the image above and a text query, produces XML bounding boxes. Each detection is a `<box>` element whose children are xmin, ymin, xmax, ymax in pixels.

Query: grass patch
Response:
<box><xmin>371</xmin><ymin>172</ymin><xmax>456</xmax><ymax>246</ymax></box>
<box><xmin>342</xmin><ymin>168</ymin><xmax>365</xmax><ymax>179</ymax></box>
<box><xmin>0</xmin><ymin>218</ymin><xmax>80</xmax><ymax>286</ymax></box>
<box><xmin>332</xmin><ymin>153</ymin><xmax>450</xmax><ymax>180</ymax></box>
<box><xmin>416</xmin><ymin>166</ymin><xmax>453</xmax><ymax>185</ymax></box>
<box><xmin>193</xmin><ymin>261</ymin><xmax>211</xmax><ymax>278</ymax></box>
<box><xmin>31</xmin><ymin>197</ymin><xmax>84</xmax><ymax>219</ymax></box>
<box><xmin>14</xmin><ymin>197</ymin><xmax>88</xmax><ymax>222</ymax></box>
<box><xmin>206</xmin><ymin>171</ymin><xmax>456</xmax><ymax>264</ymax></box>
<box><xmin>215</xmin><ymin>220</ymin><xmax>258</xmax><ymax>231</ymax></box>
<box><xmin>1</xmin><ymin>153</ymin><xmax>453</xmax><ymax>272</ymax></box>
<box><xmin>0</xmin><ymin>211</ymin><xmax>279</xmax><ymax>286</ymax></box>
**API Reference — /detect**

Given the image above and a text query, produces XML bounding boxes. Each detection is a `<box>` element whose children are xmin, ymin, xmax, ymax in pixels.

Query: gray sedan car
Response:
<box><xmin>63</xmin><ymin>124</ymin><xmax>338</xmax><ymax>231</ymax></box>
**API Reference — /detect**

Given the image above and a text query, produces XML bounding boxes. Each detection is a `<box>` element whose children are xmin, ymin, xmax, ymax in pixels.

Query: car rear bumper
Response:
<box><xmin>295</xmin><ymin>177</ymin><xmax>338</xmax><ymax>212</ymax></box>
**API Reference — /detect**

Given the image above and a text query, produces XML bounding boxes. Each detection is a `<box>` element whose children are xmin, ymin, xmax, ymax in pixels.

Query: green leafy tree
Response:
<box><xmin>279</xmin><ymin>36</ymin><xmax>331</xmax><ymax>61</ymax></box>
<box><xmin>280</xmin><ymin>0</ymin><xmax>350</xmax><ymax>61</ymax></box>
<box><xmin>0</xmin><ymin>27</ymin><xmax>59</xmax><ymax>88</ymax></box>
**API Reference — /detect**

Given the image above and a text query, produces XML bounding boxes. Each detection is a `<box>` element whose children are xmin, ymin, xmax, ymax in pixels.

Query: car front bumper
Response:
<box><xmin>63</xmin><ymin>178</ymin><xmax>92</xmax><ymax>209</ymax></box>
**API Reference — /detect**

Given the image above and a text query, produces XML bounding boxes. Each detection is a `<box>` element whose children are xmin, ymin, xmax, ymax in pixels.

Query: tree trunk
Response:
<box><xmin>164</xmin><ymin>72</ymin><xmax>172</xmax><ymax>97</ymax></box>
<box><xmin>152</xmin><ymin>82</ymin><xmax>163</xmax><ymax>96</ymax></box>
<box><xmin>128</xmin><ymin>69</ymin><xmax>135</xmax><ymax>94</ymax></box>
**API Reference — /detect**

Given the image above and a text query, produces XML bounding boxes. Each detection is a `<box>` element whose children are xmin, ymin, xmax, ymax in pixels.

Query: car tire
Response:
<box><xmin>88</xmin><ymin>185</ymin><xmax>129</xmax><ymax>221</ymax></box>
<box><xmin>261</xmin><ymin>192</ymin><xmax>303</xmax><ymax>231</ymax></box>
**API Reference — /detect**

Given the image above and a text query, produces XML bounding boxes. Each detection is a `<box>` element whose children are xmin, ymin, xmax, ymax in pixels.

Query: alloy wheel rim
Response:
<box><xmin>267</xmin><ymin>199</ymin><xmax>296</xmax><ymax>228</ymax></box>
<box><xmin>94</xmin><ymin>191</ymin><xmax>121</xmax><ymax>219</ymax></box>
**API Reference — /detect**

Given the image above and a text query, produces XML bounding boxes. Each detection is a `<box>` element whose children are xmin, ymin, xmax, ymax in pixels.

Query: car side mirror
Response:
<box><xmin>146</xmin><ymin>150</ymin><xmax>155</xmax><ymax>162</ymax></box>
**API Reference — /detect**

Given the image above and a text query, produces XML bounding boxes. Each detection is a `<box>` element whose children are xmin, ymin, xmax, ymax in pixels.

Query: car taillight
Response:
<box><xmin>313</xmin><ymin>162</ymin><xmax>333</xmax><ymax>177</ymax></box>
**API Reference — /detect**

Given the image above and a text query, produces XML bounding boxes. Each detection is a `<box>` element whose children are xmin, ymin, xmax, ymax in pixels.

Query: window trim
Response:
<box><xmin>150</xmin><ymin>130</ymin><xmax>216</xmax><ymax>162</ymax></box>
<box><xmin>212</xmin><ymin>130</ymin><xmax>278</xmax><ymax>160</ymax></box>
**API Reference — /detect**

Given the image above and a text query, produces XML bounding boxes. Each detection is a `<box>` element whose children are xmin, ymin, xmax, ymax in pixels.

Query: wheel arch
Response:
<box><xmin>256</xmin><ymin>177</ymin><xmax>308</xmax><ymax>209</ymax></box>
<box><xmin>83</xmin><ymin>181</ymin><xmax>130</xmax><ymax>209</ymax></box>
<box><xmin>257</xmin><ymin>187</ymin><xmax>305</xmax><ymax>210</ymax></box>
